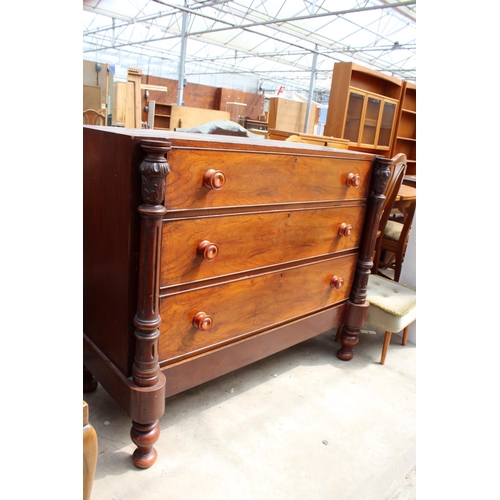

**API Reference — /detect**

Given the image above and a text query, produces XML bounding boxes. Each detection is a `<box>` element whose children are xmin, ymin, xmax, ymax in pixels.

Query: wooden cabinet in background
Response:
<box><xmin>112</xmin><ymin>82</ymin><xmax>136</xmax><ymax>127</ymax></box>
<box><xmin>112</xmin><ymin>69</ymin><xmax>143</xmax><ymax>128</ymax></box>
<box><xmin>391</xmin><ymin>81</ymin><xmax>416</xmax><ymax>176</ymax></box>
<box><xmin>325</xmin><ymin>62</ymin><xmax>402</xmax><ymax>154</ymax></box>
<box><xmin>267</xmin><ymin>96</ymin><xmax>318</xmax><ymax>134</ymax></box>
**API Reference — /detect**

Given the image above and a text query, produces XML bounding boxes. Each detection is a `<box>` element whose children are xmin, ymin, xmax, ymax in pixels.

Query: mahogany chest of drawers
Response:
<box><xmin>83</xmin><ymin>125</ymin><xmax>391</xmax><ymax>468</ymax></box>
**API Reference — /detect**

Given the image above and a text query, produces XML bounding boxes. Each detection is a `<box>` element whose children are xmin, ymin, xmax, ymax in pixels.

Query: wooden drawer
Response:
<box><xmin>165</xmin><ymin>149</ymin><xmax>372</xmax><ymax>210</ymax></box>
<box><xmin>158</xmin><ymin>254</ymin><xmax>357</xmax><ymax>363</ymax></box>
<box><xmin>161</xmin><ymin>205</ymin><xmax>366</xmax><ymax>287</ymax></box>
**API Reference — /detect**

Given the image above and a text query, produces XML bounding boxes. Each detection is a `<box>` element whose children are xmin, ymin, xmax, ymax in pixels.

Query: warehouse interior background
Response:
<box><xmin>82</xmin><ymin>0</ymin><xmax>416</xmax><ymax>103</ymax></box>
<box><xmin>1</xmin><ymin>1</ymin><xmax>499</xmax><ymax>498</ymax></box>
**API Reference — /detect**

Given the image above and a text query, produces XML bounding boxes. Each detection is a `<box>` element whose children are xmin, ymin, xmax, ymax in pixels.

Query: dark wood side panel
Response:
<box><xmin>161</xmin><ymin>304</ymin><xmax>345</xmax><ymax>398</ymax></box>
<box><xmin>83</xmin><ymin>127</ymin><xmax>143</xmax><ymax>376</ymax></box>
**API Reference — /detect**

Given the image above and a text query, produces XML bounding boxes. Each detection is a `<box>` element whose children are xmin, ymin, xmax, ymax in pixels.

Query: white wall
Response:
<box><xmin>398</xmin><ymin>211</ymin><xmax>417</xmax><ymax>344</ymax></box>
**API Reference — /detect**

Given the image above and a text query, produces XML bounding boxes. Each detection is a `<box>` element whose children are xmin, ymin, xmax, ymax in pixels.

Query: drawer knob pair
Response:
<box><xmin>203</xmin><ymin>169</ymin><xmax>226</xmax><ymax>190</ymax></box>
<box><xmin>339</xmin><ymin>223</ymin><xmax>353</xmax><ymax>237</ymax></box>
<box><xmin>198</xmin><ymin>240</ymin><xmax>219</xmax><ymax>261</ymax></box>
<box><xmin>193</xmin><ymin>311</ymin><xmax>213</xmax><ymax>331</ymax></box>
<box><xmin>346</xmin><ymin>173</ymin><xmax>360</xmax><ymax>188</ymax></box>
<box><xmin>330</xmin><ymin>276</ymin><xmax>344</xmax><ymax>290</ymax></box>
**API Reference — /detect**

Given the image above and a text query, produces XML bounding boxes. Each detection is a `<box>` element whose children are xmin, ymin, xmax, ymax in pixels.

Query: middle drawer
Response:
<box><xmin>161</xmin><ymin>205</ymin><xmax>366</xmax><ymax>287</ymax></box>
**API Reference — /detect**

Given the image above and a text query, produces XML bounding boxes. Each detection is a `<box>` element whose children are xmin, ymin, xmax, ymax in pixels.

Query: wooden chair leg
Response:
<box><xmin>335</xmin><ymin>324</ymin><xmax>343</xmax><ymax>342</ymax></box>
<box><xmin>402</xmin><ymin>325</ymin><xmax>409</xmax><ymax>346</ymax></box>
<box><xmin>394</xmin><ymin>256</ymin><xmax>403</xmax><ymax>282</ymax></box>
<box><xmin>380</xmin><ymin>331</ymin><xmax>392</xmax><ymax>365</ymax></box>
<box><xmin>83</xmin><ymin>401</ymin><xmax>98</xmax><ymax>500</ymax></box>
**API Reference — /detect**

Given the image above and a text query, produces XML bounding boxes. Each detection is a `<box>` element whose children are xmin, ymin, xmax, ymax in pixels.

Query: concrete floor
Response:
<box><xmin>84</xmin><ymin>325</ymin><xmax>416</xmax><ymax>500</ymax></box>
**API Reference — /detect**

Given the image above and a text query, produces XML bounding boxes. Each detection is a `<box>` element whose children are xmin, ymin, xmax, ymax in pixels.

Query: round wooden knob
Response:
<box><xmin>339</xmin><ymin>223</ymin><xmax>353</xmax><ymax>237</ymax></box>
<box><xmin>346</xmin><ymin>173</ymin><xmax>360</xmax><ymax>188</ymax></box>
<box><xmin>197</xmin><ymin>240</ymin><xmax>219</xmax><ymax>261</ymax></box>
<box><xmin>330</xmin><ymin>276</ymin><xmax>344</xmax><ymax>290</ymax></box>
<box><xmin>193</xmin><ymin>312</ymin><xmax>213</xmax><ymax>331</ymax></box>
<box><xmin>203</xmin><ymin>169</ymin><xmax>226</xmax><ymax>190</ymax></box>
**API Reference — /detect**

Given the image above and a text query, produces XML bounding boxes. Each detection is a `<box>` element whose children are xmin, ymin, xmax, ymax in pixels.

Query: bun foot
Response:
<box><xmin>132</xmin><ymin>447</ymin><xmax>158</xmax><ymax>469</ymax></box>
<box><xmin>336</xmin><ymin>325</ymin><xmax>359</xmax><ymax>361</ymax></box>
<box><xmin>336</xmin><ymin>348</ymin><xmax>354</xmax><ymax>361</ymax></box>
<box><xmin>130</xmin><ymin>420</ymin><xmax>160</xmax><ymax>469</ymax></box>
<box><xmin>83</xmin><ymin>366</ymin><xmax>98</xmax><ymax>393</ymax></box>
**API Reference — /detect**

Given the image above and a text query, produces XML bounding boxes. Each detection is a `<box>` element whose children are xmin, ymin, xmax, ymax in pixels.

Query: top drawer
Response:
<box><xmin>165</xmin><ymin>148</ymin><xmax>372</xmax><ymax>211</ymax></box>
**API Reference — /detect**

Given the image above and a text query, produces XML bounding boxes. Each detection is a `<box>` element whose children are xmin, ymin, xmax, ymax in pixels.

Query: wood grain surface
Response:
<box><xmin>164</xmin><ymin>149</ymin><xmax>372</xmax><ymax>210</ymax></box>
<box><xmin>161</xmin><ymin>205</ymin><xmax>366</xmax><ymax>286</ymax></box>
<box><xmin>158</xmin><ymin>254</ymin><xmax>357</xmax><ymax>363</ymax></box>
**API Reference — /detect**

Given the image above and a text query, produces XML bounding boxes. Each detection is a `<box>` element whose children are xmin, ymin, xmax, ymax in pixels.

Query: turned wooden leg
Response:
<box><xmin>380</xmin><ymin>331</ymin><xmax>392</xmax><ymax>365</ymax></box>
<box><xmin>402</xmin><ymin>325</ymin><xmax>409</xmax><ymax>346</ymax></box>
<box><xmin>83</xmin><ymin>401</ymin><xmax>98</xmax><ymax>500</ymax></box>
<box><xmin>83</xmin><ymin>365</ymin><xmax>98</xmax><ymax>393</ymax></box>
<box><xmin>337</xmin><ymin>158</ymin><xmax>392</xmax><ymax>363</ymax></box>
<box><xmin>336</xmin><ymin>324</ymin><xmax>359</xmax><ymax>361</ymax></box>
<box><xmin>130</xmin><ymin>420</ymin><xmax>161</xmax><ymax>469</ymax></box>
<box><xmin>126</xmin><ymin>140</ymin><xmax>169</xmax><ymax>468</ymax></box>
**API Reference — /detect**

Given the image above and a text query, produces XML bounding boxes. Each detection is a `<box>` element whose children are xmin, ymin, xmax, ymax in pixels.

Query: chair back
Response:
<box><xmin>372</xmin><ymin>153</ymin><xmax>407</xmax><ymax>274</ymax></box>
<box><xmin>378</xmin><ymin>197</ymin><xmax>416</xmax><ymax>281</ymax></box>
<box><xmin>83</xmin><ymin>109</ymin><xmax>106</xmax><ymax>126</ymax></box>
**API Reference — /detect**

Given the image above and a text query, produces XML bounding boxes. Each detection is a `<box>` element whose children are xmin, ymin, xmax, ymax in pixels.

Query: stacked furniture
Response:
<box><xmin>266</xmin><ymin>129</ymin><xmax>349</xmax><ymax>149</ymax></box>
<box><xmin>325</xmin><ymin>62</ymin><xmax>416</xmax><ymax>176</ymax></box>
<box><xmin>267</xmin><ymin>96</ymin><xmax>318</xmax><ymax>134</ymax></box>
<box><xmin>391</xmin><ymin>81</ymin><xmax>416</xmax><ymax>176</ymax></box>
<box><xmin>149</xmin><ymin>103</ymin><xmax>230</xmax><ymax>130</ymax></box>
<box><xmin>83</xmin><ymin>126</ymin><xmax>395</xmax><ymax>468</ymax></box>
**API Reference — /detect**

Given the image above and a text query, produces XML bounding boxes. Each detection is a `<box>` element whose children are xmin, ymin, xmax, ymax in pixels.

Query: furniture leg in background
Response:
<box><xmin>83</xmin><ymin>365</ymin><xmax>98</xmax><ymax>393</ymax></box>
<box><xmin>335</xmin><ymin>274</ymin><xmax>416</xmax><ymax>365</ymax></box>
<box><xmin>83</xmin><ymin>401</ymin><xmax>98</xmax><ymax>500</ymax></box>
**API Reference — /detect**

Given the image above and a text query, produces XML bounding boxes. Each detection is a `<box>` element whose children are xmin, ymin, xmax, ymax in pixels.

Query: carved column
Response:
<box><xmin>130</xmin><ymin>139</ymin><xmax>171</xmax><ymax>468</ymax></box>
<box><xmin>337</xmin><ymin>156</ymin><xmax>391</xmax><ymax>361</ymax></box>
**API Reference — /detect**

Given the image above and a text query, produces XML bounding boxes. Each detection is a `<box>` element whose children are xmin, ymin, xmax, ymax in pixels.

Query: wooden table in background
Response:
<box><xmin>393</xmin><ymin>184</ymin><xmax>416</xmax><ymax>220</ymax></box>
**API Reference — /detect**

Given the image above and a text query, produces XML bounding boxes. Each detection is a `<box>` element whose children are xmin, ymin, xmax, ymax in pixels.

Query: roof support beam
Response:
<box><xmin>304</xmin><ymin>45</ymin><xmax>318</xmax><ymax>133</ymax></box>
<box><xmin>177</xmin><ymin>2</ymin><xmax>189</xmax><ymax>105</ymax></box>
<box><xmin>154</xmin><ymin>0</ymin><xmax>416</xmax><ymax>36</ymax></box>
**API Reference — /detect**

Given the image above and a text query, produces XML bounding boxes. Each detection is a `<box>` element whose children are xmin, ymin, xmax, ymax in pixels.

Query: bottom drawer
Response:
<box><xmin>158</xmin><ymin>254</ymin><xmax>358</xmax><ymax>364</ymax></box>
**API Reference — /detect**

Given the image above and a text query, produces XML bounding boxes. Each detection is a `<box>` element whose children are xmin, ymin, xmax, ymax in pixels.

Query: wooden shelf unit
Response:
<box><xmin>324</xmin><ymin>62</ymin><xmax>403</xmax><ymax>154</ymax></box>
<box><xmin>152</xmin><ymin>102</ymin><xmax>172</xmax><ymax>130</ymax></box>
<box><xmin>391</xmin><ymin>81</ymin><xmax>416</xmax><ymax>176</ymax></box>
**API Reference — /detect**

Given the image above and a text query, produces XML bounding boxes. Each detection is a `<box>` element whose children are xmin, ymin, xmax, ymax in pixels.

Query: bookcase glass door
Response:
<box><xmin>378</xmin><ymin>101</ymin><xmax>397</xmax><ymax>147</ymax></box>
<box><xmin>361</xmin><ymin>96</ymin><xmax>381</xmax><ymax>145</ymax></box>
<box><xmin>345</xmin><ymin>92</ymin><xmax>364</xmax><ymax>142</ymax></box>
